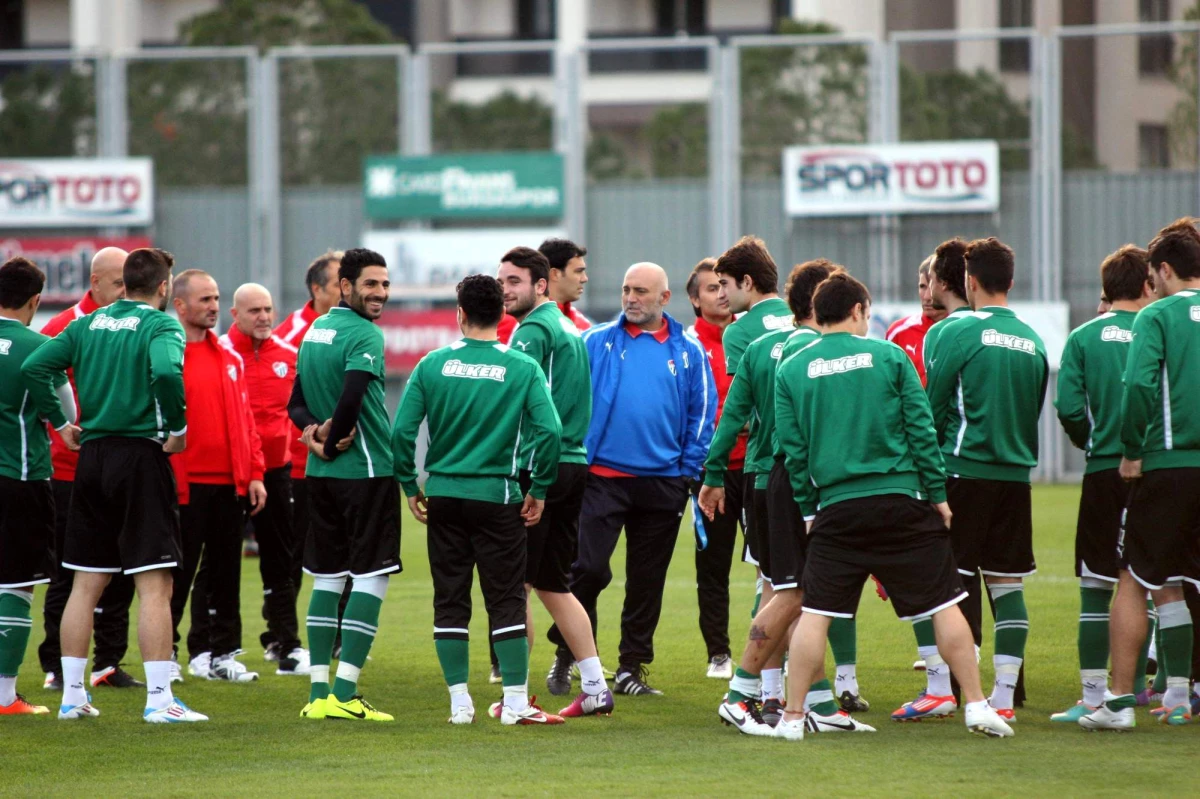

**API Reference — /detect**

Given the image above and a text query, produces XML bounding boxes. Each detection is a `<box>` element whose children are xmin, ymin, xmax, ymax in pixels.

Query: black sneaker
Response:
<box><xmin>90</xmin><ymin>665</ymin><xmax>145</xmax><ymax>688</ymax></box>
<box><xmin>546</xmin><ymin>651</ymin><xmax>574</xmax><ymax>696</ymax></box>
<box><xmin>613</xmin><ymin>665</ymin><xmax>663</xmax><ymax>696</ymax></box>
<box><xmin>838</xmin><ymin>690</ymin><xmax>870</xmax><ymax>713</ymax></box>
<box><xmin>760</xmin><ymin>697</ymin><xmax>785</xmax><ymax>727</ymax></box>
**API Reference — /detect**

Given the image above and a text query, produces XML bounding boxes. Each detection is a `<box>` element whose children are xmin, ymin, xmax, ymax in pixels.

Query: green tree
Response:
<box><xmin>0</xmin><ymin>63</ymin><xmax>96</xmax><ymax>157</ymax></box>
<box><xmin>432</xmin><ymin>90</ymin><xmax>552</xmax><ymax>152</ymax></box>
<box><xmin>1168</xmin><ymin>5</ymin><xmax>1200</xmax><ymax>167</ymax></box>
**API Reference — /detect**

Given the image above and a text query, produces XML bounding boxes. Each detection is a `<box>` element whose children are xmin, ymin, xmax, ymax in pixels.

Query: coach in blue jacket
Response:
<box><xmin>547</xmin><ymin>262</ymin><xmax>716</xmax><ymax>697</ymax></box>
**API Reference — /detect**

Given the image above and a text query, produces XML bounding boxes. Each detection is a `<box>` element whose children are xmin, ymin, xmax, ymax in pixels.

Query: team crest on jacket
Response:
<box><xmin>667</xmin><ymin>359</ymin><xmax>676</xmax><ymax>376</ymax></box>
<box><xmin>1191</xmin><ymin>306</ymin><xmax>1200</xmax><ymax>322</ymax></box>
<box><xmin>273</xmin><ymin>361</ymin><xmax>289</xmax><ymax>378</ymax></box>
<box><xmin>226</xmin><ymin>365</ymin><xmax>238</xmax><ymax>382</ymax></box>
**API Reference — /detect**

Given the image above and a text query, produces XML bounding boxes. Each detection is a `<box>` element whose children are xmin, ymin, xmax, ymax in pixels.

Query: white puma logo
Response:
<box><xmin>905</xmin><ymin>344</ymin><xmax>917</xmax><ymax>355</ymax></box>
<box><xmin>362</xmin><ymin>353</ymin><xmax>376</xmax><ymax>365</ymax></box>
<box><xmin>515</xmin><ymin>341</ymin><xmax>530</xmax><ymax>351</ymax></box>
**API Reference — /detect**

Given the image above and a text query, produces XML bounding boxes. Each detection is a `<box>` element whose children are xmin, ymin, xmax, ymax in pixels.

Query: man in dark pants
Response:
<box><xmin>685</xmin><ymin>258</ymin><xmax>745</xmax><ymax>679</ymax></box>
<box><xmin>552</xmin><ymin>262</ymin><xmax>715</xmax><ymax>696</ymax></box>
<box><xmin>36</xmin><ymin>246</ymin><xmax>141</xmax><ymax>690</ymax></box>
<box><xmin>168</xmin><ymin>270</ymin><xmax>267</xmax><ymax>683</ymax></box>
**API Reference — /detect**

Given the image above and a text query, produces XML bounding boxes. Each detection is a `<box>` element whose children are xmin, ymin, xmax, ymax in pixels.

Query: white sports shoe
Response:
<box><xmin>912</xmin><ymin>659</ymin><xmax>926</xmax><ymax>671</ymax></box>
<box><xmin>717</xmin><ymin>699</ymin><xmax>775</xmax><ymax>737</ymax></box>
<box><xmin>1079</xmin><ymin>694</ymin><xmax>1136</xmax><ymax>731</ymax></box>
<box><xmin>449</xmin><ymin>706</ymin><xmax>476</xmax><ymax>725</ymax></box>
<box><xmin>706</xmin><ymin>655</ymin><xmax>733</xmax><ymax>680</ymax></box>
<box><xmin>965</xmin><ymin>702</ymin><xmax>1015</xmax><ymax>737</ymax></box>
<box><xmin>58</xmin><ymin>694</ymin><xmax>101</xmax><ymax>720</ymax></box>
<box><xmin>208</xmin><ymin>654</ymin><xmax>259</xmax><ymax>683</ymax></box>
<box><xmin>187</xmin><ymin>652</ymin><xmax>211</xmax><ymax>679</ymax></box>
<box><xmin>144</xmin><ymin>699</ymin><xmax>208</xmax><ymax>723</ymax></box>
<box><xmin>774</xmin><ymin>717</ymin><xmax>806</xmax><ymax>741</ymax></box>
<box><xmin>805</xmin><ymin>710</ymin><xmax>876</xmax><ymax>733</ymax></box>
<box><xmin>275</xmin><ymin>648</ymin><xmax>311</xmax><ymax>676</ymax></box>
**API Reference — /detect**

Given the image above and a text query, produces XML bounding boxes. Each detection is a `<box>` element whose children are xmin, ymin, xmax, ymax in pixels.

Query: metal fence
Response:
<box><xmin>4</xmin><ymin>23</ymin><xmax>1200</xmax><ymax>480</ymax></box>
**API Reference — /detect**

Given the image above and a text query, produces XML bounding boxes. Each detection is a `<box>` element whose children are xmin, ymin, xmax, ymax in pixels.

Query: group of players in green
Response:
<box><xmin>0</xmin><ymin>214</ymin><xmax>1197</xmax><ymax>736</ymax></box>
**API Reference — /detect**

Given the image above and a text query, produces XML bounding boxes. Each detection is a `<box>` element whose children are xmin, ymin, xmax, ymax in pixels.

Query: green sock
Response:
<box><xmin>1133</xmin><ymin>600</ymin><xmax>1153</xmax><ymax>694</ymax></box>
<box><xmin>751</xmin><ymin>575</ymin><xmax>763</xmax><ymax>619</ymax></box>
<box><xmin>1153</xmin><ymin>612</ymin><xmax>1167</xmax><ymax>694</ymax></box>
<box><xmin>912</xmin><ymin>616</ymin><xmax>936</xmax><ymax>649</ymax></box>
<box><xmin>1157</xmin><ymin>601</ymin><xmax>1193</xmax><ymax>702</ymax></box>
<box><xmin>493</xmin><ymin>636</ymin><xmax>529</xmax><ymax>688</ymax></box>
<box><xmin>435</xmin><ymin>639</ymin><xmax>470</xmax><ymax>687</ymax></box>
<box><xmin>828</xmin><ymin>617</ymin><xmax>857</xmax><ymax>666</ymax></box>
<box><xmin>991</xmin><ymin>585</ymin><xmax>1029</xmax><ymax>659</ymax></box>
<box><xmin>806</xmin><ymin>678</ymin><xmax>839</xmax><ymax>716</ymax></box>
<box><xmin>727</xmin><ymin>666</ymin><xmax>761</xmax><ymax>704</ymax></box>
<box><xmin>305</xmin><ymin>587</ymin><xmax>341</xmax><ymax>703</ymax></box>
<box><xmin>0</xmin><ymin>590</ymin><xmax>33</xmax><ymax>677</ymax></box>
<box><xmin>1078</xmin><ymin>586</ymin><xmax>1111</xmax><ymax>670</ymax></box>
<box><xmin>331</xmin><ymin>589</ymin><xmax>383</xmax><ymax>702</ymax></box>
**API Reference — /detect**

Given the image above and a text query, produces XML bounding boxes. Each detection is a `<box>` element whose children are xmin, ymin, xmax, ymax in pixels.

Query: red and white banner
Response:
<box><xmin>377</xmin><ymin>309</ymin><xmax>462</xmax><ymax>373</ymax></box>
<box><xmin>0</xmin><ymin>158</ymin><xmax>155</xmax><ymax>227</ymax></box>
<box><xmin>0</xmin><ymin>236</ymin><xmax>153</xmax><ymax>302</ymax></box>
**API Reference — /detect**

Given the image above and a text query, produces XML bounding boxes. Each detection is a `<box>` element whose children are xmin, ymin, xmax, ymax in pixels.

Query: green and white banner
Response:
<box><xmin>364</xmin><ymin>152</ymin><xmax>563</xmax><ymax>220</ymax></box>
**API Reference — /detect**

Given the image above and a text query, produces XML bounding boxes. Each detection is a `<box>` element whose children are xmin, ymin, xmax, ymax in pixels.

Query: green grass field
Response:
<box><xmin>8</xmin><ymin>484</ymin><xmax>1199</xmax><ymax>797</ymax></box>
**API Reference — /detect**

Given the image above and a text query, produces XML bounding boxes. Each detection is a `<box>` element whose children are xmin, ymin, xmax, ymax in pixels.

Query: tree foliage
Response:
<box><xmin>0</xmin><ymin>63</ymin><xmax>95</xmax><ymax>157</ymax></box>
<box><xmin>1167</xmin><ymin>4</ymin><xmax>1200</xmax><ymax>168</ymax></box>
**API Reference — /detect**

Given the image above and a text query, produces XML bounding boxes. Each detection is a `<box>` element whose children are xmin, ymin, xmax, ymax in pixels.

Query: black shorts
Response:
<box><xmin>741</xmin><ymin>474</ymin><xmax>769</xmax><ymax>570</ymax></box>
<box><xmin>802</xmin><ymin>495</ymin><xmax>966</xmax><ymax>620</ymax></box>
<box><xmin>1075</xmin><ymin>469</ymin><xmax>1131</xmax><ymax>583</ymax></box>
<box><xmin>520</xmin><ymin>463</ymin><xmax>586</xmax><ymax>593</ymax></box>
<box><xmin>0</xmin><ymin>476</ymin><xmax>55</xmax><ymax>588</ymax></box>
<box><xmin>1120</xmin><ymin>468</ymin><xmax>1200</xmax><ymax>590</ymax></box>
<box><xmin>65</xmin><ymin>437</ymin><xmax>182</xmax><ymax>575</ymax></box>
<box><xmin>304</xmin><ymin>476</ymin><xmax>401</xmax><ymax>579</ymax></box>
<box><xmin>946</xmin><ymin>477</ymin><xmax>1035</xmax><ymax>578</ymax></box>
<box><xmin>766</xmin><ymin>457</ymin><xmax>807</xmax><ymax>590</ymax></box>
<box><xmin>427</xmin><ymin>496</ymin><xmax>527</xmax><ymax>642</ymax></box>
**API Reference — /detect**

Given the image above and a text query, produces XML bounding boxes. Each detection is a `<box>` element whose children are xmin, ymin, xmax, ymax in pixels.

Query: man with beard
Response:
<box><xmin>886</xmin><ymin>254</ymin><xmax>948</xmax><ymax>386</ymax></box>
<box><xmin>288</xmin><ymin>248</ymin><xmax>400</xmax><ymax>722</ymax></box>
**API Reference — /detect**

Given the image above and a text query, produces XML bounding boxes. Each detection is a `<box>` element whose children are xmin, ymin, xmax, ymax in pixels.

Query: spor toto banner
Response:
<box><xmin>362</xmin><ymin>228</ymin><xmax>564</xmax><ymax>291</ymax></box>
<box><xmin>0</xmin><ymin>158</ymin><xmax>154</xmax><ymax>227</ymax></box>
<box><xmin>377</xmin><ymin>309</ymin><xmax>462</xmax><ymax>373</ymax></box>
<box><xmin>782</xmin><ymin>141</ymin><xmax>1000</xmax><ymax>217</ymax></box>
<box><xmin>0</xmin><ymin>236</ymin><xmax>153</xmax><ymax>303</ymax></box>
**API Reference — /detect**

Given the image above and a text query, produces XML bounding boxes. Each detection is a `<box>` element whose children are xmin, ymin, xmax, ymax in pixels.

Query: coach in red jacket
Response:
<box><xmin>884</xmin><ymin>254</ymin><xmax>947</xmax><ymax>387</ymax></box>
<box><xmin>170</xmin><ymin>269</ymin><xmax>267</xmax><ymax>683</ymax></box>
<box><xmin>224</xmin><ymin>283</ymin><xmax>309</xmax><ymax>676</ymax></box>
<box><xmin>35</xmin><ymin>247</ymin><xmax>142</xmax><ymax>689</ymax></box>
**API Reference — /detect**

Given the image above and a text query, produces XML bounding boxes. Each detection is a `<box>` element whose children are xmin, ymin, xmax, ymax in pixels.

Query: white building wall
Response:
<box><xmin>450</xmin><ymin>0</ymin><xmax>516</xmax><ymax>38</ymax></box>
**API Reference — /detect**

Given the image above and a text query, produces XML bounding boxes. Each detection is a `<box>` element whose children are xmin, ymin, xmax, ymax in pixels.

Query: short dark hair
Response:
<box><xmin>539</xmin><ymin>238</ymin><xmax>587</xmax><ymax>271</ymax></box>
<box><xmin>965</xmin><ymin>237</ymin><xmax>1015</xmax><ymax>295</ymax></box>
<box><xmin>932</xmin><ymin>239</ymin><xmax>968</xmax><ymax>302</ymax></box>
<box><xmin>1100</xmin><ymin>245</ymin><xmax>1151</xmax><ymax>303</ymax></box>
<box><xmin>124</xmin><ymin>248</ymin><xmax>174</xmax><ymax>297</ymax></box>
<box><xmin>457</xmin><ymin>274</ymin><xmax>504</xmax><ymax>328</ymax></box>
<box><xmin>1147</xmin><ymin>217</ymin><xmax>1200</xmax><ymax>280</ymax></box>
<box><xmin>0</xmin><ymin>257</ymin><xmax>46</xmax><ymax>310</ymax></box>
<box><xmin>715</xmin><ymin>236</ymin><xmax>778</xmax><ymax>294</ymax></box>
<box><xmin>305</xmin><ymin>250</ymin><xmax>343</xmax><ymax>300</ymax></box>
<box><xmin>171</xmin><ymin>269</ymin><xmax>213</xmax><ymax>300</ymax></box>
<box><xmin>685</xmin><ymin>257</ymin><xmax>718</xmax><ymax>316</ymax></box>
<box><xmin>501</xmin><ymin>246</ymin><xmax>551</xmax><ymax>291</ymax></box>
<box><xmin>785</xmin><ymin>258</ymin><xmax>841</xmax><ymax>323</ymax></box>
<box><xmin>813</xmin><ymin>272</ymin><xmax>871</xmax><ymax>326</ymax></box>
<box><xmin>339</xmin><ymin>248</ymin><xmax>387</xmax><ymax>286</ymax></box>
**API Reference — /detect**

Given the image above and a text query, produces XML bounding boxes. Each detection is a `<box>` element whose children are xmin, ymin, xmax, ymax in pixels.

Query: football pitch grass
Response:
<box><xmin>9</xmin><ymin>484</ymin><xmax>1199</xmax><ymax>797</ymax></box>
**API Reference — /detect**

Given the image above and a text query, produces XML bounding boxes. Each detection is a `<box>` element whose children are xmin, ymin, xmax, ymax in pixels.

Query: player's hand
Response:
<box><xmin>334</xmin><ymin>425</ymin><xmax>357</xmax><ymax>452</ymax></box>
<box><xmin>804</xmin><ymin>519</ymin><xmax>813</xmax><ymax>535</ymax></box>
<box><xmin>302</xmin><ymin>424</ymin><xmax>331</xmax><ymax>461</ymax></box>
<box><xmin>697</xmin><ymin>484</ymin><xmax>724</xmax><ymax>521</ymax></box>
<box><xmin>1119</xmin><ymin>457</ymin><xmax>1143</xmax><ymax>482</ymax></box>
<box><xmin>520</xmin><ymin>494</ymin><xmax>544</xmax><ymax>527</ymax></box>
<box><xmin>58</xmin><ymin>423</ymin><xmax>82</xmax><ymax>452</ymax></box>
<box><xmin>247</xmin><ymin>480</ymin><xmax>267</xmax><ymax>516</ymax></box>
<box><xmin>407</xmin><ymin>491</ymin><xmax>428</xmax><ymax>525</ymax></box>
<box><xmin>934</xmin><ymin>501</ymin><xmax>952</xmax><ymax>529</ymax></box>
<box><xmin>316</xmin><ymin>418</ymin><xmax>333</xmax><ymax>443</ymax></box>
<box><xmin>163</xmin><ymin>433</ymin><xmax>186</xmax><ymax>454</ymax></box>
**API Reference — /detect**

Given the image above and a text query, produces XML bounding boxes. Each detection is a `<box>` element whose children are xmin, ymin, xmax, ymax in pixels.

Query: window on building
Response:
<box><xmin>999</xmin><ymin>0</ymin><xmax>1032</xmax><ymax>73</ymax></box>
<box><xmin>655</xmin><ymin>0</ymin><xmax>706</xmax><ymax>36</ymax></box>
<box><xmin>516</xmin><ymin>0</ymin><xmax>555</xmax><ymax>40</ymax></box>
<box><xmin>1139</xmin><ymin>0</ymin><xmax>1173</xmax><ymax>76</ymax></box>
<box><xmin>1139</xmin><ymin>124</ymin><xmax>1170</xmax><ymax>168</ymax></box>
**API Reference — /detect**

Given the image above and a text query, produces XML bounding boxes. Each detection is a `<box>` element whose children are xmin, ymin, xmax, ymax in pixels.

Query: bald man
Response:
<box><xmin>37</xmin><ymin>247</ymin><xmax>142</xmax><ymax>691</ymax></box>
<box><xmin>222</xmin><ymin>284</ymin><xmax>309</xmax><ymax>675</ymax></box>
<box><xmin>551</xmin><ymin>262</ymin><xmax>716</xmax><ymax>696</ymax></box>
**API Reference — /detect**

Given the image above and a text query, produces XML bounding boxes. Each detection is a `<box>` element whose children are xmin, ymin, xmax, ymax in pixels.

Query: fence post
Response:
<box><xmin>252</xmin><ymin>52</ymin><xmax>282</xmax><ymax>303</ymax></box>
<box><xmin>724</xmin><ymin>42</ymin><xmax>741</xmax><ymax>243</ymax></box>
<box><xmin>707</xmin><ymin>42</ymin><xmax>728</xmax><ymax>257</ymax></box>
<box><xmin>554</xmin><ymin>49</ymin><xmax>586</xmax><ymax>248</ymax></box>
<box><xmin>95</xmin><ymin>54</ymin><xmax>128</xmax><ymax>158</ymax></box>
<box><xmin>402</xmin><ymin>51</ymin><xmax>430</xmax><ymax>156</ymax></box>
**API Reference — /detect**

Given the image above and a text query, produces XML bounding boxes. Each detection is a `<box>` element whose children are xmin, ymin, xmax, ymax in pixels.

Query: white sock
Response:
<box><xmin>577</xmin><ymin>656</ymin><xmax>607</xmax><ymax>696</ymax></box>
<box><xmin>1081</xmin><ymin>668</ymin><xmax>1107</xmax><ymax>708</ymax></box>
<box><xmin>761</xmin><ymin>668</ymin><xmax>784</xmax><ymax>701</ymax></box>
<box><xmin>61</xmin><ymin>656</ymin><xmax>88</xmax><ymax>707</ymax></box>
<box><xmin>922</xmin><ymin>649</ymin><xmax>952</xmax><ymax>697</ymax></box>
<box><xmin>964</xmin><ymin>699</ymin><xmax>990</xmax><ymax>714</ymax></box>
<box><xmin>834</xmin><ymin>664</ymin><xmax>858</xmax><ymax>696</ymax></box>
<box><xmin>0</xmin><ymin>675</ymin><xmax>16</xmax><ymax>706</ymax></box>
<box><xmin>144</xmin><ymin>661</ymin><xmax>174</xmax><ymax>711</ymax></box>
<box><xmin>990</xmin><ymin>656</ymin><xmax>1022</xmax><ymax>710</ymax></box>
<box><xmin>448</xmin><ymin>683</ymin><xmax>472</xmax><ymax>713</ymax></box>
<box><xmin>728</xmin><ymin>671</ymin><xmax>761</xmax><ymax>702</ymax></box>
<box><xmin>502</xmin><ymin>684</ymin><xmax>529</xmax><ymax>714</ymax></box>
<box><xmin>1163</xmin><ymin>677</ymin><xmax>1190</xmax><ymax>710</ymax></box>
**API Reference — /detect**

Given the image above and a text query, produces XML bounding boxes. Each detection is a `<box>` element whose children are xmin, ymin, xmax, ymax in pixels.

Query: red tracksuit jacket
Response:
<box><xmin>221</xmin><ymin>326</ymin><xmax>297</xmax><ymax>473</ymax></box>
<box><xmin>273</xmin><ymin>301</ymin><xmax>320</xmax><ymax>479</ymax></box>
